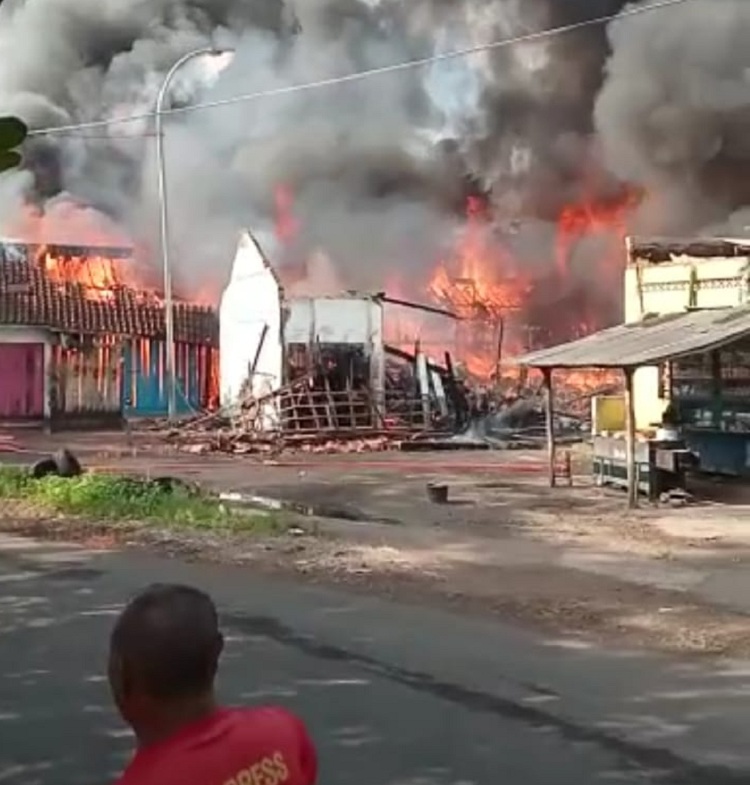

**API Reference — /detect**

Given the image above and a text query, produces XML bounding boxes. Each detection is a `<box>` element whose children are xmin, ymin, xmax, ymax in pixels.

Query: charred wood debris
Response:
<box><xmin>153</xmin><ymin>344</ymin><xmax>619</xmax><ymax>456</ymax></box>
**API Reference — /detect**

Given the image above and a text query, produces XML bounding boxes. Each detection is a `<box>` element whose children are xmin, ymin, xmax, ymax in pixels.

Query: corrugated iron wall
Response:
<box><xmin>122</xmin><ymin>338</ymin><xmax>218</xmax><ymax>417</ymax></box>
<box><xmin>52</xmin><ymin>337</ymin><xmax>121</xmax><ymax>416</ymax></box>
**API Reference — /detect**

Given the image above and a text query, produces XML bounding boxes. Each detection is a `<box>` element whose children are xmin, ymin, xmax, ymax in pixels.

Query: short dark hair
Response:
<box><xmin>111</xmin><ymin>584</ymin><xmax>222</xmax><ymax>700</ymax></box>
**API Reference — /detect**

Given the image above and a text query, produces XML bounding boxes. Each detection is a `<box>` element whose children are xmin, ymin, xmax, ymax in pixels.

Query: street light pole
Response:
<box><xmin>156</xmin><ymin>46</ymin><xmax>232</xmax><ymax>421</ymax></box>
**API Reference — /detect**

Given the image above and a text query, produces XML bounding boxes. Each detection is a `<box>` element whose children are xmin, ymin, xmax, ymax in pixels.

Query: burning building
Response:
<box><xmin>220</xmin><ymin>231</ymin><xmax>463</xmax><ymax>436</ymax></box>
<box><xmin>220</xmin><ymin>232</ymin><xmax>385</xmax><ymax>431</ymax></box>
<box><xmin>0</xmin><ymin>241</ymin><xmax>218</xmax><ymax>426</ymax></box>
<box><xmin>2</xmin><ymin>0</ymin><xmax>749</xmax><ymax>402</ymax></box>
<box><xmin>519</xmin><ymin>234</ymin><xmax>750</xmax><ymax>491</ymax></box>
<box><xmin>387</xmin><ymin>187</ymin><xmax>635</xmax><ymax>380</ymax></box>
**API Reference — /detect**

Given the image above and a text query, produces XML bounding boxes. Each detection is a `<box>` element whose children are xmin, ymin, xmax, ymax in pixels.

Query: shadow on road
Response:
<box><xmin>2</xmin><ymin>538</ymin><xmax>750</xmax><ymax>785</ymax></box>
<box><xmin>0</xmin><ymin>561</ymin><xmax>129</xmax><ymax>785</ymax></box>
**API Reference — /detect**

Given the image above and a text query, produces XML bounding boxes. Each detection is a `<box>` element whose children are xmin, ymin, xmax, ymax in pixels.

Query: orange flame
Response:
<box><xmin>414</xmin><ymin>185</ymin><xmax>639</xmax><ymax>385</ymax></box>
<box><xmin>429</xmin><ymin>196</ymin><xmax>530</xmax><ymax>317</ymax></box>
<box><xmin>7</xmin><ymin>200</ymin><xmax>167</xmax><ymax>303</ymax></box>
<box><xmin>39</xmin><ymin>247</ymin><xmax>122</xmax><ymax>302</ymax></box>
<box><xmin>274</xmin><ymin>184</ymin><xmax>299</xmax><ymax>245</ymax></box>
<box><xmin>555</xmin><ymin>187</ymin><xmax>641</xmax><ymax>277</ymax></box>
<box><xmin>417</xmin><ymin>195</ymin><xmax>531</xmax><ymax>379</ymax></box>
<box><xmin>274</xmin><ymin>180</ymin><xmax>635</xmax><ymax>392</ymax></box>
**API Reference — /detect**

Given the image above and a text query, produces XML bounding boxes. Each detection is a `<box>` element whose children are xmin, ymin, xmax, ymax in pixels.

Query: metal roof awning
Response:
<box><xmin>627</xmin><ymin>236</ymin><xmax>750</xmax><ymax>262</ymax></box>
<box><xmin>519</xmin><ymin>306</ymin><xmax>750</xmax><ymax>369</ymax></box>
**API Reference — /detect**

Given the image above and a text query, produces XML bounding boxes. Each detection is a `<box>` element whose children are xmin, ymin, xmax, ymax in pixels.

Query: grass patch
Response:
<box><xmin>0</xmin><ymin>466</ymin><xmax>281</xmax><ymax>533</ymax></box>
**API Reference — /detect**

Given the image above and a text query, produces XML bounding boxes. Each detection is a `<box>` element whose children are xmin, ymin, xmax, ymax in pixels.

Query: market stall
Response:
<box><xmin>519</xmin><ymin>306</ymin><xmax>750</xmax><ymax>507</ymax></box>
<box><xmin>670</xmin><ymin>337</ymin><xmax>750</xmax><ymax>476</ymax></box>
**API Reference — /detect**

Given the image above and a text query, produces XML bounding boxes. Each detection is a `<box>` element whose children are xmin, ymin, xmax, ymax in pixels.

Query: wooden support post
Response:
<box><xmin>542</xmin><ymin>368</ymin><xmax>556</xmax><ymax>488</ymax></box>
<box><xmin>623</xmin><ymin>366</ymin><xmax>638</xmax><ymax>509</ymax></box>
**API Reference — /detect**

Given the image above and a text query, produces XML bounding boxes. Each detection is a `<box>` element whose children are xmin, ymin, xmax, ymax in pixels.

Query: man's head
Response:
<box><xmin>108</xmin><ymin>584</ymin><xmax>224</xmax><ymax>741</ymax></box>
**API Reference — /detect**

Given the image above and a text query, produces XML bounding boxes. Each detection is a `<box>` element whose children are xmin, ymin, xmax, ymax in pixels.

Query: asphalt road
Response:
<box><xmin>1</xmin><ymin>536</ymin><xmax>749</xmax><ymax>785</ymax></box>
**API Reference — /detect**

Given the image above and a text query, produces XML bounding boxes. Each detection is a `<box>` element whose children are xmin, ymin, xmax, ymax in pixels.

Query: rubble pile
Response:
<box><xmin>158</xmin><ymin>367</ymin><xmax>618</xmax><ymax>456</ymax></box>
<box><xmin>158</xmin><ymin>379</ymin><xmax>414</xmax><ymax>456</ymax></box>
<box><xmin>164</xmin><ymin>419</ymin><xmax>407</xmax><ymax>457</ymax></box>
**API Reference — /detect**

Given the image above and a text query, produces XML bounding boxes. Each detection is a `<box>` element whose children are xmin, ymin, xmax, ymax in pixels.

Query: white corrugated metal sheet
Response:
<box><xmin>219</xmin><ymin>231</ymin><xmax>283</xmax><ymax>413</ymax></box>
<box><xmin>284</xmin><ymin>297</ymin><xmax>381</xmax><ymax>345</ymax></box>
<box><xmin>519</xmin><ymin>306</ymin><xmax>750</xmax><ymax>369</ymax></box>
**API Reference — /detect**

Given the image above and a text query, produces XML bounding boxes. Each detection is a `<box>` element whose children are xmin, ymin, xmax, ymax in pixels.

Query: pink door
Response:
<box><xmin>0</xmin><ymin>343</ymin><xmax>45</xmax><ymax>419</ymax></box>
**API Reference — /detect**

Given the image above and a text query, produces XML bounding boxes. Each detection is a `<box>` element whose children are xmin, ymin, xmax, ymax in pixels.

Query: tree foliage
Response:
<box><xmin>0</xmin><ymin>116</ymin><xmax>27</xmax><ymax>173</ymax></box>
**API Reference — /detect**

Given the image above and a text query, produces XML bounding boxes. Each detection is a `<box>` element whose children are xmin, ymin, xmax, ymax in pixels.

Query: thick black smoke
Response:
<box><xmin>398</xmin><ymin>0</ymin><xmax>629</xmax><ymax>218</ymax></box>
<box><xmin>0</xmin><ymin>0</ymin><xmax>748</xmax><ymax>306</ymax></box>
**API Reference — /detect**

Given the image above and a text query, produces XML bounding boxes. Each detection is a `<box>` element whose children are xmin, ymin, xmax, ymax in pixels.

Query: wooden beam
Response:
<box><xmin>542</xmin><ymin>368</ymin><xmax>556</xmax><ymax>488</ymax></box>
<box><xmin>623</xmin><ymin>366</ymin><xmax>638</xmax><ymax>509</ymax></box>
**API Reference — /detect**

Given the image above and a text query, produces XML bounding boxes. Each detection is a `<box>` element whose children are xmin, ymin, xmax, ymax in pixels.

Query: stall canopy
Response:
<box><xmin>518</xmin><ymin>305</ymin><xmax>750</xmax><ymax>369</ymax></box>
<box><xmin>517</xmin><ymin>304</ymin><xmax>750</xmax><ymax>507</ymax></box>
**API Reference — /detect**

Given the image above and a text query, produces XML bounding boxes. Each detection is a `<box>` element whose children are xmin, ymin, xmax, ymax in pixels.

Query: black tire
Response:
<box><xmin>54</xmin><ymin>449</ymin><xmax>83</xmax><ymax>478</ymax></box>
<box><xmin>31</xmin><ymin>458</ymin><xmax>60</xmax><ymax>479</ymax></box>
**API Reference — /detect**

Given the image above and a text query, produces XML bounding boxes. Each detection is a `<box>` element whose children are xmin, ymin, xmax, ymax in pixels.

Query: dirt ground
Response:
<box><xmin>3</xmin><ymin>428</ymin><xmax>750</xmax><ymax>658</ymax></box>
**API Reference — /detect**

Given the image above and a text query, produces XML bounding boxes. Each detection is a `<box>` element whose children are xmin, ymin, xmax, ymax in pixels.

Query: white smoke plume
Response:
<box><xmin>0</xmin><ymin>0</ymin><xmax>470</xmax><ymax>299</ymax></box>
<box><xmin>0</xmin><ymin>0</ymin><xmax>573</xmax><ymax>299</ymax></box>
<box><xmin>0</xmin><ymin>0</ymin><xmax>748</xmax><ymax>314</ymax></box>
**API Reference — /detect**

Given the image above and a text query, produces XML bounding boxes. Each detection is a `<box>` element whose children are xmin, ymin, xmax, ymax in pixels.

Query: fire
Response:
<box><xmin>39</xmin><ymin>246</ymin><xmax>122</xmax><ymax>302</ymax></box>
<box><xmin>417</xmin><ymin>185</ymin><xmax>642</xmax><ymax>383</ymax></box>
<box><xmin>4</xmin><ymin>200</ymin><xmax>173</xmax><ymax>303</ymax></box>
<box><xmin>555</xmin><ymin>186</ymin><xmax>641</xmax><ymax>277</ymax></box>
<box><xmin>429</xmin><ymin>196</ymin><xmax>530</xmax><ymax>316</ymax></box>
<box><xmin>270</xmin><ymin>178</ymin><xmax>636</xmax><ymax>392</ymax></box>
<box><xmin>4</xmin><ymin>200</ymin><xmax>144</xmax><ymax>301</ymax></box>
<box><xmin>274</xmin><ymin>184</ymin><xmax>299</xmax><ymax>245</ymax></box>
<box><xmin>420</xmin><ymin>195</ymin><xmax>533</xmax><ymax>379</ymax></box>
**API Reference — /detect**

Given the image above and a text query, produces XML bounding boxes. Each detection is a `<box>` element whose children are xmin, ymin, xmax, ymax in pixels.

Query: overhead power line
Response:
<box><xmin>28</xmin><ymin>0</ymin><xmax>690</xmax><ymax>139</ymax></box>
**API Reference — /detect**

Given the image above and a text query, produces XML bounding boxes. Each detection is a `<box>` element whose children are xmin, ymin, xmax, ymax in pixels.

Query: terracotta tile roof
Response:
<box><xmin>0</xmin><ymin>258</ymin><xmax>218</xmax><ymax>345</ymax></box>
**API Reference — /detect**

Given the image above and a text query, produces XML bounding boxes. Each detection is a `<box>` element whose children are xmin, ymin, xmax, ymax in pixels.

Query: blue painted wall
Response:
<box><xmin>685</xmin><ymin>430</ymin><xmax>750</xmax><ymax>477</ymax></box>
<box><xmin>121</xmin><ymin>339</ymin><xmax>202</xmax><ymax>417</ymax></box>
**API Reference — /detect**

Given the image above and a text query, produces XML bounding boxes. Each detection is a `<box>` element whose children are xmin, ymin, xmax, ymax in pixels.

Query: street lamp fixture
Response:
<box><xmin>156</xmin><ymin>46</ymin><xmax>234</xmax><ymax>421</ymax></box>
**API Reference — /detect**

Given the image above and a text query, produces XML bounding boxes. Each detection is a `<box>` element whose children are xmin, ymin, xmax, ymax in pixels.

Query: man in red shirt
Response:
<box><xmin>109</xmin><ymin>583</ymin><xmax>317</xmax><ymax>785</ymax></box>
